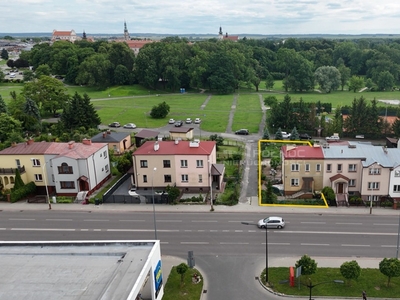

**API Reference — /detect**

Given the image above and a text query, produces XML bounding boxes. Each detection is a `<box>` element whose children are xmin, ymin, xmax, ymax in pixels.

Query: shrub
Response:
<box><xmin>10</xmin><ymin>182</ymin><xmax>36</xmax><ymax>203</ymax></box>
<box><xmin>340</xmin><ymin>260</ymin><xmax>361</xmax><ymax>285</ymax></box>
<box><xmin>295</xmin><ymin>255</ymin><xmax>317</xmax><ymax>276</ymax></box>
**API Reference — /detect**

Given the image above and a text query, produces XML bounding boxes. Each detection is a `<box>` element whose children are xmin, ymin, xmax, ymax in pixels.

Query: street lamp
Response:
<box><xmin>151</xmin><ymin>167</ymin><xmax>158</xmax><ymax>240</ymax></box>
<box><xmin>242</xmin><ymin>221</ymin><xmax>268</xmax><ymax>284</ymax></box>
<box><xmin>42</xmin><ymin>160</ymin><xmax>51</xmax><ymax>210</ymax></box>
<box><xmin>306</xmin><ymin>279</ymin><xmax>344</xmax><ymax>300</ymax></box>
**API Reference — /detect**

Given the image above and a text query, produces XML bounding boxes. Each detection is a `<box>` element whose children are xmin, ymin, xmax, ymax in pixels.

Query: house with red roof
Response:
<box><xmin>132</xmin><ymin>140</ymin><xmax>224</xmax><ymax>193</ymax></box>
<box><xmin>0</xmin><ymin>139</ymin><xmax>110</xmax><ymax>197</ymax></box>
<box><xmin>51</xmin><ymin>30</ymin><xmax>80</xmax><ymax>43</ymax></box>
<box><xmin>281</xmin><ymin>145</ymin><xmax>324</xmax><ymax>197</ymax></box>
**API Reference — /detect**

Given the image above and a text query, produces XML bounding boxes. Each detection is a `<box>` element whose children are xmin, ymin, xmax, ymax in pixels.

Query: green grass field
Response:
<box><xmin>233</xmin><ymin>94</ymin><xmax>263</xmax><ymax>133</ymax></box>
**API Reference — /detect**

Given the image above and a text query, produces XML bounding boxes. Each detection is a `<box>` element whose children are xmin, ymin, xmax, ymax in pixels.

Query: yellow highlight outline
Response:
<box><xmin>258</xmin><ymin>139</ymin><xmax>328</xmax><ymax>208</ymax></box>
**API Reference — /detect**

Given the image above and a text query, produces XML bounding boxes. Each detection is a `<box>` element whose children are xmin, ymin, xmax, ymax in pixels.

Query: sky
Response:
<box><xmin>2</xmin><ymin>0</ymin><xmax>400</xmax><ymax>35</ymax></box>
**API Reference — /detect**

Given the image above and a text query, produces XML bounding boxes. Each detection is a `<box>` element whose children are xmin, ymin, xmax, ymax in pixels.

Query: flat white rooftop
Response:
<box><xmin>0</xmin><ymin>241</ymin><xmax>157</xmax><ymax>300</ymax></box>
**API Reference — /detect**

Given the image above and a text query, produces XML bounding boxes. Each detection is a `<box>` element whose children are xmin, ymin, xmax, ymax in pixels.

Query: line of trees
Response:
<box><xmin>15</xmin><ymin>37</ymin><xmax>400</xmax><ymax>93</ymax></box>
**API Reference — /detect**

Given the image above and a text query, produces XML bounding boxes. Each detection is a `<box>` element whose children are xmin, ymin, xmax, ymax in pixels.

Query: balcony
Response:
<box><xmin>0</xmin><ymin>166</ymin><xmax>25</xmax><ymax>175</ymax></box>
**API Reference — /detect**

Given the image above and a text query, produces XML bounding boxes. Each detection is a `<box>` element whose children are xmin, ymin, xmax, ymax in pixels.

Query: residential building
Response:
<box><xmin>134</xmin><ymin>129</ymin><xmax>160</xmax><ymax>147</ymax></box>
<box><xmin>51</xmin><ymin>30</ymin><xmax>79</xmax><ymax>42</ymax></box>
<box><xmin>281</xmin><ymin>145</ymin><xmax>324</xmax><ymax>197</ymax></box>
<box><xmin>91</xmin><ymin>130</ymin><xmax>132</xmax><ymax>154</ymax></box>
<box><xmin>0</xmin><ymin>139</ymin><xmax>110</xmax><ymax>196</ymax></box>
<box><xmin>132</xmin><ymin>140</ymin><xmax>224</xmax><ymax>193</ymax></box>
<box><xmin>169</xmin><ymin>127</ymin><xmax>194</xmax><ymax>140</ymax></box>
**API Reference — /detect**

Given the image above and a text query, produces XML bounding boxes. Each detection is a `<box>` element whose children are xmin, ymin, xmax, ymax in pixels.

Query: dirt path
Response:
<box><xmin>225</xmin><ymin>94</ymin><xmax>238</xmax><ymax>134</ymax></box>
<box><xmin>200</xmin><ymin>94</ymin><xmax>212</xmax><ymax>110</ymax></box>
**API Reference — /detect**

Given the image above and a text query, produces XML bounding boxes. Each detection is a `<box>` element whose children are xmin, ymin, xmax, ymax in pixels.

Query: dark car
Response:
<box><xmin>235</xmin><ymin>129</ymin><xmax>249</xmax><ymax>135</ymax></box>
<box><xmin>108</xmin><ymin>122</ymin><xmax>121</xmax><ymax>128</ymax></box>
<box><xmin>174</xmin><ymin>120</ymin><xmax>183</xmax><ymax>127</ymax></box>
<box><xmin>299</xmin><ymin>133</ymin><xmax>312</xmax><ymax>140</ymax></box>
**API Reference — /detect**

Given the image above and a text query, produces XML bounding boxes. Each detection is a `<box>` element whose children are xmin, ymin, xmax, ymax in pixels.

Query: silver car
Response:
<box><xmin>257</xmin><ymin>216</ymin><xmax>285</xmax><ymax>229</ymax></box>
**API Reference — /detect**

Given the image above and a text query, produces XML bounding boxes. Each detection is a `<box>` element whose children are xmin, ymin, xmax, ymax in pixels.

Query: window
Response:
<box><xmin>348</xmin><ymin>164</ymin><xmax>356</xmax><ymax>172</ymax></box>
<box><xmin>198</xmin><ymin>174</ymin><xmax>203</xmax><ymax>183</ymax></box>
<box><xmin>181</xmin><ymin>174</ymin><xmax>188</xmax><ymax>182</ymax></box>
<box><xmin>163</xmin><ymin>160</ymin><xmax>171</xmax><ymax>168</ymax></box>
<box><xmin>196</xmin><ymin>160</ymin><xmax>204</xmax><ymax>168</ymax></box>
<box><xmin>368</xmin><ymin>182</ymin><xmax>380</xmax><ymax>190</ymax></box>
<box><xmin>58</xmin><ymin>162</ymin><xmax>73</xmax><ymax>174</ymax></box>
<box><xmin>337</xmin><ymin>164</ymin><xmax>342</xmax><ymax>172</ymax></box>
<box><xmin>394</xmin><ymin>185</ymin><xmax>400</xmax><ymax>192</ymax></box>
<box><xmin>10</xmin><ymin>177</ymin><xmax>14</xmax><ymax>184</ymax></box>
<box><xmin>103</xmin><ymin>150</ymin><xmax>108</xmax><ymax>158</ymax></box>
<box><xmin>305</xmin><ymin>164</ymin><xmax>310</xmax><ymax>172</ymax></box>
<box><xmin>316</xmin><ymin>164</ymin><xmax>321</xmax><ymax>172</ymax></box>
<box><xmin>369</xmin><ymin>168</ymin><xmax>380</xmax><ymax>175</ymax></box>
<box><xmin>349</xmin><ymin>179</ymin><xmax>356</xmax><ymax>187</ymax></box>
<box><xmin>181</xmin><ymin>160</ymin><xmax>188</xmax><ymax>168</ymax></box>
<box><xmin>291</xmin><ymin>164</ymin><xmax>299</xmax><ymax>172</ymax></box>
<box><xmin>105</xmin><ymin>164</ymin><xmax>109</xmax><ymax>173</ymax></box>
<box><xmin>113</xmin><ymin>145</ymin><xmax>117</xmax><ymax>151</ymax></box>
<box><xmin>32</xmin><ymin>159</ymin><xmax>40</xmax><ymax>167</ymax></box>
<box><xmin>291</xmin><ymin>178</ymin><xmax>299</xmax><ymax>186</ymax></box>
<box><xmin>34</xmin><ymin>174</ymin><xmax>43</xmax><ymax>181</ymax></box>
<box><xmin>164</xmin><ymin>175</ymin><xmax>172</xmax><ymax>183</ymax></box>
<box><xmin>140</xmin><ymin>160</ymin><xmax>148</xmax><ymax>168</ymax></box>
<box><xmin>327</xmin><ymin>164</ymin><xmax>332</xmax><ymax>172</ymax></box>
<box><xmin>16</xmin><ymin>159</ymin><xmax>21</xmax><ymax>168</ymax></box>
<box><xmin>395</xmin><ymin>170</ymin><xmax>400</xmax><ymax>177</ymax></box>
<box><xmin>60</xmin><ymin>181</ymin><xmax>75</xmax><ymax>189</ymax></box>
<box><xmin>143</xmin><ymin>175</ymin><xmax>147</xmax><ymax>183</ymax></box>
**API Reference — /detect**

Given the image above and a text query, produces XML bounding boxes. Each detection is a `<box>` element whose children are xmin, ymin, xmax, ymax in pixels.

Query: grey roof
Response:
<box><xmin>135</xmin><ymin>129</ymin><xmax>159</xmax><ymax>139</ymax></box>
<box><xmin>322</xmin><ymin>142</ymin><xmax>400</xmax><ymax>168</ymax></box>
<box><xmin>0</xmin><ymin>241</ymin><xmax>156</xmax><ymax>300</ymax></box>
<box><xmin>169</xmin><ymin>127</ymin><xmax>193</xmax><ymax>133</ymax></box>
<box><xmin>91</xmin><ymin>131</ymin><xmax>130</xmax><ymax>143</ymax></box>
<box><xmin>212</xmin><ymin>163</ymin><xmax>225</xmax><ymax>175</ymax></box>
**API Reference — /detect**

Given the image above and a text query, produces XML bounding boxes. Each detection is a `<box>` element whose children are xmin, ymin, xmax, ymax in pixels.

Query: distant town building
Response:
<box><xmin>124</xmin><ymin>20</ymin><xmax>130</xmax><ymax>41</ymax></box>
<box><xmin>218</xmin><ymin>26</ymin><xmax>239</xmax><ymax>41</ymax></box>
<box><xmin>51</xmin><ymin>30</ymin><xmax>80</xmax><ymax>42</ymax></box>
<box><xmin>115</xmin><ymin>21</ymin><xmax>154</xmax><ymax>55</ymax></box>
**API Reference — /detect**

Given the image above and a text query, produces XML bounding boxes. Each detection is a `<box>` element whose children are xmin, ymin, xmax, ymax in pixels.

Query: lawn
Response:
<box><xmin>201</xmin><ymin>95</ymin><xmax>233</xmax><ymax>132</ymax></box>
<box><xmin>232</xmin><ymin>93</ymin><xmax>263</xmax><ymax>133</ymax></box>
<box><xmin>0</xmin><ymin>83</ymin><xmax>24</xmax><ymax>103</ymax></box>
<box><xmin>269</xmin><ymin>267</ymin><xmax>400</xmax><ymax>298</ymax></box>
<box><xmin>162</xmin><ymin>266</ymin><xmax>203</xmax><ymax>300</ymax></box>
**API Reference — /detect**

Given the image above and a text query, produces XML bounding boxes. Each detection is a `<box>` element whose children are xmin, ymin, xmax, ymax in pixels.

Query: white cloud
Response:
<box><xmin>1</xmin><ymin>0</ymin><xmax>400</xmax><ymax>35</ymax></box>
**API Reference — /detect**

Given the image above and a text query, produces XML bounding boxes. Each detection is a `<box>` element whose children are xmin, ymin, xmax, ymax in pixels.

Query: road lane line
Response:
<box><xmin>342</xmin><ymin>244</ymin><xmax>370</xmax><ymax>247</ymax></box>
<box><xmin>192</xmin><ymin>220</ymin><xmax>218</xmax><ymax>223</ymax></box>
<box><xmin>119</xmin><ymin>220</ymin><xmax>145</xmax><ymax>222</ymax></box>
<box><xmin>281</xmin><ymin>231</ymin><xmax>397</xmax><ymax>236</ymax></box>
<box><xmin>301</xmin><ymin>243</ymin><xmax>330</xmax><ymax>246</ymax></box>
<box><xmin>45</xmin><ymin>219</ymin><xmax>72</xmax><ymax>221</ymax></box>
<box><xmin>180</xmin><ymin>242</ymin><xmax>209</xmax><ymax>245</ymax></box>
<box><xmin>301</xmin><ymin>222</ymin><xmax>326</xmax><ymax>224</ymax></box>
<box><xmin>84</xmin><ymin>219</ymin><xmax>109</xmax><ymax>222</ymax></box>
<box><xmin>269</xmin><ymin>243</ymin><xmax>291</xmax><ymax>245</ymax></box>
<box><xmin>9</xmin><ymin>218</ymin><xmax>35</xmax><ymax>221</ymax></box>
<box><xmin>381</xmin><ymin>245</ymin><xmax>396</xmax><ymax>248</ymax></box>
<box><xmin>11</xmin><ymin>228</ymin><xmax>75</xmax><ymax>231</ymax></box>
<box><xmin>373</xmin><ymin>223</ymin><xmax>397</xmax><ymax>226</ymax></box>
<box><xmin>336</xmin><ymin>223</ymin><xmax>362</xmax><ymax>225</ymax></box>
<box><xmin>107</xmin><ymin>229</ymin><xmax>179</xmax><ymax>232</ymax></box>
<box><xmin>157</xmin><ymin>220</ymin><xmax>182</xmax><ymax>222</ymax></box>
<box><xmin>220</xmin><ymin>242</ymin><xmax>249</xmax><ymax>245</ymax></box>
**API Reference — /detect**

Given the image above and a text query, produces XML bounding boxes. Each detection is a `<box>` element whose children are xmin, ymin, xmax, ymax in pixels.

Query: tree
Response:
<box><xmin>76</xmin><ymin>53</ymin><xmax>113</xmax><ymax>89</ymax></box>
<box><xmin>22</xmin><ymin>97</ymin><xmax>41</xmax><ymax>133</ymax></box>
<box><xmin>150</xmin><ymin>101</ymin><xmax>170</xmax><ymax>119</ymax></box>
<box><xmin>176</xmin><ymin>263</ymin><xmax>189</xmax><ymax>286</ymax></box>
<box><xmin>275</xmin><ymin>127</ymin><xmax>283</xmax><ymax>140</ymax></box>
<box><xmin>0</xmin><ymin>113</ymin><xmax>22</xmax><ymax>142</ymax></box>
<box><xmin>348</xmin><ymin>76</ymin><xmax>364</xmax><ymax>92</ymax></box>
<box><xmin>113</xmin><ymin>64</ymin><xmax>130</xmax><ymax>85</ymax></box>
<box><xmin>340</xmin><ymin>260</ymin><xmax>361</xmax><ymax>285</ymax></box>
<box><xmin>263</xmin><ymin>180</ymin><xmax>277</xmax><ymax>204</ymax></box>
<box><xmin>295</xmin><ymin>254</ymin><xmax>317</xmax><ymax>276</ymax></box>
<box><xmin>321</xmin><ymin>186</ymin><xmax>335</xmax><ymax>203</ymax></box>
<box><xmin>13</xmin><ymin>168</ymin><xmax>25</xmax><ymax>190</ymax></box>
<box><xmin>0</xmin><ymin>95</ymin><xmax>7</xmax><ymax>114</ymax></box>
<box><xmin>208</xmin><ymin>134</ymin><xmax>224</xmax><ymax>149</ymax></box>
<box><xmin>376</xmin><ymin>71</ymin><xmax>395</xmax><ymax>91</ymax></box>
<box><xmin>379</xmin><ymin>257</ymin><xmax>400</xmax><ymax>286</ymax></box>
<box><xmin>1</xmin><ymin>48</ymin><xmax>8</xmax><ymax>60</ymax></box>
<box><xmin>23</xmin><ymin>70</ymin><xmax>35</xmax><ymax>82</ymax></box>
<box><xmin>290</xmin><ymin>127</ymin><xmax>299</xmax><ymax>140</ymax></box>
<box><xmin>270</xmin><ymin>156</ymin><xmax>280</xmax><ymax>171</ymax></box>
<box><xmin>35</xmin><ymin>64</ymin><xmax>51</xmax><ymax>78</ymax></box>
<box><xmin>265</xmin><ymin>74</ymin><xmax>274</xmax><ymax>90</ymax></box>
<box><xmin>166</xmin><ymin>185</ymin><xmax>180</xmax><ymax>203</ymax></box>
<box><xmin>337</xmin><ymin>64</ymin><xmax>351</xmax><ymax>91</ymax></box>
<box><xmin>314</xmin><ymin>66</ymin><xmax>341</xmax><ymax>93</ymax></box>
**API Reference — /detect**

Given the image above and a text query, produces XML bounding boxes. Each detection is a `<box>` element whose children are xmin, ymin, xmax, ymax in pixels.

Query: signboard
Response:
<box><xmin>154</xmin><ymin>260</ymin><xmax>163</xmax><ymax>298</ymax></box>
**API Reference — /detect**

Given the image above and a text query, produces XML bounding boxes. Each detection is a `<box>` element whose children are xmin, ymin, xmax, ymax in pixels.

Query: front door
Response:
<box><xmin>338</xmin><ymin>183</ymin><xmax>344</xmax><ymax>194</ymax></box>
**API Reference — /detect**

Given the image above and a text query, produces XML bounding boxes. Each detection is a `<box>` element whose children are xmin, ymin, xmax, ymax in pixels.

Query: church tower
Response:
<box><xmin>218</xmin><ymin>26</ymin><xmax>223</xmax><ymax>40</ymax></box>
<box><xmin>124</xmin><ymin>21</ymin><xmax>130</xmax><ymax>41</ymax></box>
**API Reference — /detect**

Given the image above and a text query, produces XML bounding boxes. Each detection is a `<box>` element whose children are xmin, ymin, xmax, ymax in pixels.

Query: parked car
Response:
<box><xmin>123</xmin><ymin>123</ymin><xmax>137</xmax><ymax>129</ymax></box>
<box><xmin>174</xmin><ymin>120</ymin><xmax>183</xmax><ymax>127</ymax></box>
<box><xmin>194</xmin><ymin>118</ymin><xmax>201</xmax><ymax>124</ymax></box>
<box><xmin>235</xmin><ymin>129</ymin><xmax>249</xmax><ymax>135</ymax></box>
<box><xmin>168</xmin><ymin>118</ymin><xmax>175</xmax><ymax>124</ymax></box>
<box><xmin>257</xmin><ymin>216</ymin><xmax>285</xmax><ymax>229</ymax></box>
<box><xmin>281</xmin><ymin>131</ymin><xmax>291</xmax><ymax>139</ymax></box>
<box><xmin>108</xmin><ymin>122</ymin><xmax>121</xmax><ymax>128</ymax></box>
<box><xmin>128</xmin><ymin>184</ymin><xmax>138</xmax><ymax>196</ymax></box>
<box><xmin>326</xmin><ymin>134</ymin><xmax>340</xmax><ymax>142</ymax></box>
<box><xmin>185</xmin><ymin>118</ymin><xmax>192</xmax><ymax>124</ymax></box>
<box><xmin>299</xmin><ymin>133</ymin><xmax>312</xmax><ymax>140</ymax></box>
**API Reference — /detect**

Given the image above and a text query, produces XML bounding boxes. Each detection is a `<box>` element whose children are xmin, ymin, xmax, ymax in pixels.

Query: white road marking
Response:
<box><xmin>281</xmin><ymin>231</ymin><xmax>397</xmax><ymax>236</ymax></box>
<box><xmin>119</xmin><ymin>220</ymin><xmax>145</xmax><ymax>222</ymax></box>
<box><xmin>84</xmin><ymin>219</ymin><xmax>109</xmax><ymax>222</ymax></box>
<box><xmin>180</xmin><ymin>242</ymin><xmax>209</xmax><ymax>245</ymax></box>
<box><xmin>45</xmin><ymin>219</ymin><xmax>72</xmax><ymax>221</ymax></box>
<box><xmin>301</xmin><ymin>222</ymin><xmax>326</xmax><ymax>224</ymax></box>
<box><xmin>381</xmin><ymin>245</ymin><xmax>396</xmax><ymax>248</ymax></box>
<box><xmin>301</xmin><ymin>243</ymin><xmax>330</xmax><ymax>246</ymax></box>
<box><xmin>157</xmin><ymin>220</ymin><xmax>182</xmax><ymax>222</ymax></box>
<box><xmin>342</xmin><ymin>244</ymin><xmax>370</xmax><ymax>247</ymax></box>
<box><xmin>11</xmin><ymin>228</ymin><xmax>75</xmax><ymax>231</ymax></box>
<box><xmin>268</xmin><ymin>243</ymin><xmax>291</xmax><ymax>245</ymax></box>
<box><xmin>220</xmin><ymin>242</ymin><xmax>249</xmax><ymax>245</ymax></box>
<box><xmin>192</xmin><ymin>220</ymin><xmax>218</xmax><ymax>222</ymax></box>
<box><xmin>9</xmin><ymin>218</ymin><xmax>35</xmax><ymax>221</ymax></box>
<box><xmin>373</xmin><ymin>223</ymin><xmax>397</xmax><ymax>226</ymax></box>
<box><xmin>336</xmin><ymin>223</ymin><xmax>362</xmax><ymax>225</ymax></box>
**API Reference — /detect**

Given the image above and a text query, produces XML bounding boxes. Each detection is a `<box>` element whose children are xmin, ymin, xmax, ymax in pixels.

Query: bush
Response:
<box><xmin>10</xmin><ymin>182</ymin><xmax>36</xmax><ymax>203</ymax></box>
<box><xmin>55</xmin><ymin>196</ymin><xmax>73</xmax><ymax>203</ymax></box>
<box><xmin>179</xmin><ymin>195</ymin><xmax>204</xmax><ymax>203</ymax></box>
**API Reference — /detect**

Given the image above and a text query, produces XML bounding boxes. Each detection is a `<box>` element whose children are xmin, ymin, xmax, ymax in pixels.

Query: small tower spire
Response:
<box><xmin>124</xmin><ymin>20</ymin><xmax>130</xmax><ymax>41</ymax></box>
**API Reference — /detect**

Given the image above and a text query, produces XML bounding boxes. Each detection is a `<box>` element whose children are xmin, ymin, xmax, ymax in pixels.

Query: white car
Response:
<box><xmin>185</xmin><ymin>118</ymin><xmax>192</xmax><ymax>124</ymax></box>
<box><xmin>257</xmin><ymin>216</ymin><xmax>285</xmax><ymax>229</ymax></box>
<box><xmin>194</xmin><ymin>118</ymin><xmax>201</xmax><ymax>124</ymax></box>
<box><xmin>123</xmin><ymin>123</ymin><xmax>136</xmax><ymax>129</ymax></box>
<box><xmin>128</xmin><ymin>184</ymin><xmax>138</xmax><ymax>196</ymax></box>
<box><xmin>168</xmin><ymin>118</ymin><xmax>175</xmax><ymax>124</ymax></box>
<box><xmin>281</xmin><ymin>132</ymin><xmax>291</xmax><ymax>139</ymax></box>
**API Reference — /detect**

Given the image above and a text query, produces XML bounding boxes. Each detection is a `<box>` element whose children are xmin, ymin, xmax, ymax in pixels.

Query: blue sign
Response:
<box><xmin>154</xmin><ymin>260</ymin><xmax>163</xmax><ymax>298</ymax></box>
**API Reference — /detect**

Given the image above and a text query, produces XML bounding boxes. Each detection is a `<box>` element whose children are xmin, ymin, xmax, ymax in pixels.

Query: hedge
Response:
<box><xmin>10</xmin><ymin>182</ymin><xmax>36</xmax><ymax>203</ymax></box>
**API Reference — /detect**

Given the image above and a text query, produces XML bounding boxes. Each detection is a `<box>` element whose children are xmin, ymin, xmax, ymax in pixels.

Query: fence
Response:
<box><xmin>102</xmin><ymin>173</ymin><xmax>130</xmax><ymax>203</ymax></box>
<box><xmin>104</xmin><ymin>194</ymin><xmax>169</xmax><ymax>204</ymax></box>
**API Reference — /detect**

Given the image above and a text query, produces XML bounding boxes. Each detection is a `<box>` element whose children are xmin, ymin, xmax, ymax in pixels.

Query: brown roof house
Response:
<box><xmin>169</xmin><ymin>127</ymin><xmax>194</xmax><ymax>140</ymax></box>
<box><xmin>91</xmin><ymin>130</ymin><xmax>132</xmax><ymax>154</ymax></box>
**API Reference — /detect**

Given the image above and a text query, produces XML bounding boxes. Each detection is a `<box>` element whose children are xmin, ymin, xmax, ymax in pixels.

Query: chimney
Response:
<box><xmin>11</xmin><ymin>142</ymin><xmax>17</xmax><ymax>147</ymax></box>
<box><xmin>153</xmin><ymin>141</ymin><xmax>159</xmax><ymax>151</ymax></box>
<box><xmin>68</xmin><ymin>141</ymin><xmax>75</xmax><ymax>149</ymax></box>
<box><xmin>103</xmin><ymin>132</ymin><xmax>107</xmax><ymax>138</ymax></box>
<box><xmin>26</xmin><ymin>138</ymin><xmax>34</xmax><ymax>146</ymax></box>
<box><xmin>82</xmin><ymin>138</ymin><xmax>92</xmax><ymax>145</ymax></box>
